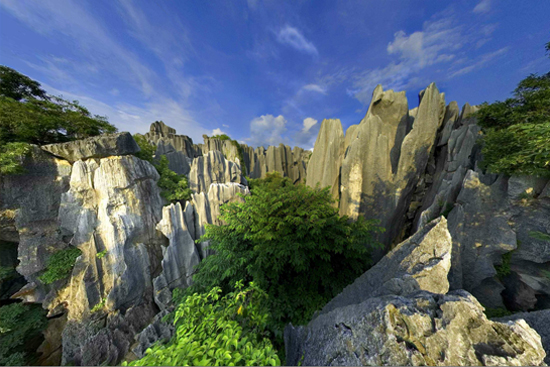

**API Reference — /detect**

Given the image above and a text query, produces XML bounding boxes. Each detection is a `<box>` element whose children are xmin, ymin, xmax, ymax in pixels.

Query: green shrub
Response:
<box><xmin>495</xmin><ymin>251</ymin><xmax>512</xmax><ymax>280</ymax></box>
<box><xmin>155</xmin><ymin>155</ymin><xmax>193</xmax><ymax>203</ymax></box>
<box><xmin>528</xmin><ymin>230</ymin><xmax>550</xmax><ymax>241</ymax></box>
<box><xmin>0</xmin><ymin>142</ymin><xmax>31</xmax><ymax>175</ymax></box>
<box><xmin>186</xmin><ymin>172</ymin><xmax>383</xmax><ymax>348</ymax></box>
<box><xmin>91</xmin><ymin>298</ymin><xmax>107</xmax><ymax>313</ymax></box>
<box><xmin>0</xmin><ymin>302</ymin><xmax>48</xmax><ymax>365</ymax></box>
<box><xmin>38</xmin><ymin>246</ymin><xmax>82</xmax><ymax>284</ymax></box>
<box><xmin>0</xmin><ymin>265</ymin><xmax>16</xmax><ymax>281</ymax></box>
<box><xmin>96</xmin><ymin>250</ymin><xmax>108</xmax><ymax>259</ymax></box>
<box><xmin>484</xmin><ymin>307</ymin><xmax>513</xmax><ymax>319</ymax></box>
<box><xmin>132</xmin><ymin>134</ymin><xmax>156</xmax><ymax>163</ymax></box>
<box><xmin>125</xmin><ymin>281</ymin><xmax>280</xmax><ymax>366</ymax></box>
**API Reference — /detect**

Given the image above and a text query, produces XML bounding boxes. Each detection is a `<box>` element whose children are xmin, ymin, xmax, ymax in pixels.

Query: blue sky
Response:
<box><xmin>1</xmin><ymin>0</ymin><xmax>549</xmax><ymax>149</ymax></box>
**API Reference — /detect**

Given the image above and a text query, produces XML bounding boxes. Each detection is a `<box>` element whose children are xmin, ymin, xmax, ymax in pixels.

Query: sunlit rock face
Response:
<box><xmin>143</xmin><ymin>121</ymin><xmax>202</xmax><ymax>175</ymax></box>
<box><xmin>284</xmin><ymin>218</ymin><xmax>546</xmax><ymax>366</ymax></box>
<box><xmin>306</xmin><ymin>119</ymin><xmax>345</xmax><ymax>203</ymax></box>
<box><xmin>285</xmin><ymin>290</ymin><xmax>546</xmax><ymax>366</ymax></box>
<box><xmin>188</xmin><ymin>150</ymin><xmax>247</xmax><ymax>194</ymax></box>
<box><xmin>52</xmin><ymin>155</ymin><xmax>165</xmax><ymax>365</ymax></box>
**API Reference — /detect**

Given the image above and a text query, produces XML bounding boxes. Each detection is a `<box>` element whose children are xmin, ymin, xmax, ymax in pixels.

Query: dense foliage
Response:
<box><xmin>132</xmin><ymin>134</ymin><xmax>193</xmax><ymax>203</ymax></box>
<box><xmin>155</xmin><ymin>155</ymin><xmax>193</xmax><ymax>203</ymax></box>
<box><xmin>186</xmin><ymin>172</ymin><xmax>383</xmax><ymax>344</ymax></box>
<box><xmin>0</xmin><ymin>142</ymin><xmax>31</xmax><ymax>175</ymax></box>
<box><xmin>0</xmin><ymin>66</ymin><xmax>117</xmax><ymax>175</ymax></box>
<box><xmin>38</xmin><ymin>246</ymin><xmax>82</xmax><ymax>285</ymax></box>
<box><xmin>133</xmin><ymin>134</ymin><xmax>156</xmax><ymax>163</ymax></box>
<box><xmin>126</xmin><ymin>281</ymin><xmax>280</xmax><ymax>366</ymax></box>
<box><xmin>0</xmin><ymin>302</ymin><xmax>48</xmax><ymax>366</ymax></box>
<box><xmin>476</xmin><ymin>44</ymin><xmax>550</xmax><ymax>177</ymax></box>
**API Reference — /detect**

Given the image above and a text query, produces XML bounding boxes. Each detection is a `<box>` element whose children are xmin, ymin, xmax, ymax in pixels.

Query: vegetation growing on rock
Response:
<box><xmin>38</xmin><ymin>246</ymin><xmax>82</xmax><ymax>285</ymax></box>
<box><xmin>133</xmin><ymin>134</ymin><xmax>193</xmax><ymax>203</ymax></box>
<box><xmin>0</xmin><ymin>302</ymin><xmax>48</xmax><ymax>366</ymax></box>
<box><xmin>209</xmin><ymin>133</ymin><xmax>248</xmax><ymax>175</ymax></box>
<box><xmin>126</xmin><ymin>281</ymin><xmax>280</xmax><ymax>366</ymax></box>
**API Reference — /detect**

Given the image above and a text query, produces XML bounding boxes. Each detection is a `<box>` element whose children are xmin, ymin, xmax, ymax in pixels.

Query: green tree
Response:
<box><xmin>0</xmin><ymin>66</ymin><xmax>47</xmax><ymax>101</ymax></box>
<box><xmin>476</xmin><ymin>42</ymin><xmax>550</xmax><ymax>177</ymax></box>
<box><xmin>187</xmin><ymin>172</ymin><xmax>383</xmax><ymax>338</ymax></box>
<box><xmin>126</xmin><ymin>281</ymin><xmax>280</xmax><ymax>366</ymax></box>
<box><xmin>133</xmin><ymin>134</ymin><xmax>156</xmax><ymax>163</ymax></box>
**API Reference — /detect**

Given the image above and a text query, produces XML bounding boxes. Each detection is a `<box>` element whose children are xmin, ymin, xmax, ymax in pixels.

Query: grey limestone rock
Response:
<box><xmin>41</xmin><ymin>132</ymin><xmax>140</xmax><ymax>163</ymax></box>
<box><xmin>188</xmin><ymin>150</ymin><xmax>246</xmax><ymax>194</ymax></box>
<box><xmin>305</xmin><ymin>119</ymin><xmax>345</xmax><ymax>201</ymax></box>
<box><xmin>318</xmin><ymin>216</ymin><xmax>451</xmax><ymax>317</ymax></box>
<box><xmin>285</xmin><ymin>290</ymin><xmax>546</xmax><ymax>366</ymax></box>
<box><xmin>495</xmin><ymin>309</ymin><xmax>550</xmax><ymax>364</ymax></box>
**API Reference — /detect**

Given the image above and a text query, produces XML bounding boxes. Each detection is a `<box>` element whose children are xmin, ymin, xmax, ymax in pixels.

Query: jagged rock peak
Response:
<box><xmin>150</xmin><ymin>120</ymin><xmax>176</xmax><ymax>137</ymax></box>
<box><xmin>306</xmin><ymin>119</ymin><xmax>344</xmax><ymax>201</ymax></box>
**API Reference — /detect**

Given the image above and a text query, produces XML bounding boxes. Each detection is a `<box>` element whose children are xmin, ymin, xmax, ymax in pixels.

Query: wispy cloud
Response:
<box><xmin>292</xmin><ymin>117</ymin><xmax>319</xmax><ymax>149</ymax></box>
<box><xmin>346</xmin><ymin>8</ymin><xmax>501</xmax><ymax>104</ymax></box>
<box><xmin>473</xmin><ymin>0</ymin><xmax>491</xmax><ymax>14</ymax></box>
<box><xmin>449</xmin><ymin>47</ymin><xmax>509</xmax><ymax>78</ymax></box>
<box><xmin>276</xmin><ymin>25</ymin><xmax>318</xmax><ymax>56</ymax></box>
<box><xmin>302</xmin><ymin>84</ymin><xmax>327</xmax><ymax>94</ymax></box>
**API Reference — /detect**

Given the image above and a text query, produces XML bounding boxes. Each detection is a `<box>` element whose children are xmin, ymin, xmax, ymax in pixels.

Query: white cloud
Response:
<box><xmin>302</xmin><ymin>84</ymin><xmax>327</xmax><ymax>94</ymax></box>
<box><xmin>473</xmin><ymin>0</ymin><xmax>491</xmax><ymax>14</ymax></box>
<box><xmin>211</xmin><ymin>128</ymin><xmax>226</xmax><ymax>136</ymax></box>
<box><xmin>222</xmin><ymin>124</ymin><xmax>230</xmax><ymax>128</ymax></box>
<box><xmin>246</xmin><ymin>114</ymin><xmax>288</xmax><ymax>147</ymax></box>
<box><xmin>276</xmin><ymin>25</ymin><xmax>318</xmax><ymax>56</ymax></box>
<box><xmin>292</xmin><ymin>117</ymin><xmax>319</xmax><ymax>149</ymax></box>
<box><xmin>449</xmin><ymin>47</ymin><xmax>508</xmax><ymax>78</ymax></box>
<box><xmin>302</xmin><ymin>117</ymin><xmax>318</xmax><ymax>132</ymax></box>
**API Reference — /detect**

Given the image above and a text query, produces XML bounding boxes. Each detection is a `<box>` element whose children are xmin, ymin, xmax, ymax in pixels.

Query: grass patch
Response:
<box><xmin>495</xmin><ymin>251</ymin><xmax>513</xmax><ymax>280</ymax></box>
<box><xmin>529</xmin><ymin>230</ymin><xmax>550</xmax><ymax>242</ymax></box>
<box><xmin>96</xmin><ymin>250</ymin><xmax>107</xmax><ymax>259</ymax></box>
<box><xmin>484</xmin><ymin>307</ymin><xmax>513</xmax><ymax>319</ymax></box>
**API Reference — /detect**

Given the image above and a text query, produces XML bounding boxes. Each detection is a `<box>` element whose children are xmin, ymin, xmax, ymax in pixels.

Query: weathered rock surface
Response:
<box><xmin>495</xmin><ymin>309</ymin><xmax>550</xmax><ymax>364</ymax></box>
<box><xmin>143</xmin><ymin>121</ymin><xmax>202</xmax><ymax>175</ymax></box>
<box><xmin>48</xmin><ymin>155</ymin><xmax>165</xmax><ymax>365</ymax></box>
<box><xmin>285</xmin><ymin>290</ymin><xmax>546</xmax><ymax>366</ymax></box>
<box><xmin>241</xmin><ymin>143</ymin><xmax>310</xmax><ymax>183</ymax></box>
<box><xmin>41</xmin><ymin>132</ymin><xmax>140</xmax><ymax>163</ymax></box>
<box><xmin>318</xmin><ymin>216</ymin><xmax>451</xmax><ymax>317</ymax></box>
<box><xmin>153</xmin><ymin>202</ymin><xmax>200</xmax><ymax>309</ymax></box>
<box><xmin>338</xmin><ymin>83</ymin><xmax>444</xmax><ymax>249</ymax></box>
<box><xmin>445</xmin><ymin>170</ymin><xmax>516</xmax><ymax>306</ymax></box>
<box><xmin>188</xmin><ymin>150</ymin><xmax>247</xmax><ymax>194</ymax></box>
<box><xmin>0</xmin><ymin>146</ymin><xmax>72</xmax><ymax>286</ymax></box>
<box><xmin>306</xmin><ymin>119</ymin><xmax>345</xmax><ymax>201</ymax></box>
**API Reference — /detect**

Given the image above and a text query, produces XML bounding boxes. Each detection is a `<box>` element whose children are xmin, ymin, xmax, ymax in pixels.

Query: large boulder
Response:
<box><xmin>318</xmin><ymin>216</ymin><xmax>451</xmax><ymax>317</ymax></box>
<box><xmin>41</xmin><ymin>132</ymin><xmax>140</xmax><ymax>163</ymax></box>
<box><xmin>285</xmin><ymin>290</ymin><xmax>546</xmax><ymax>366</ymax></box>
<box><xmin>495</xmin><ymin>309</ymin><xmax>550</xmax><ymax>365</ymax></box>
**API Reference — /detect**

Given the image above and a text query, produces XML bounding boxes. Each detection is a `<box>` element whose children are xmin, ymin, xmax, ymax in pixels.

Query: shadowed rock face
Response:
<box><xmin>285</xmin><ymin>290</ymin><xmax>546</xmax><ymax>366</ymax></box>
<box><xmin>41</xmin><ymin>132</ymin><xmax>140</xmax><ymax>163</ymax></box>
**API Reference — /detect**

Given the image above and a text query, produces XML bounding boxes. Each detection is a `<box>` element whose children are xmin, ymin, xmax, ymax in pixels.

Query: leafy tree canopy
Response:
<box><xmin>0</xmin><ymin>66</ymin><xmax>117</xmax><ymax>146</ymax></box>
<box><xmin>476</xmin><ymin>42</ymin><xmax>550</xmax><ymax>177</ymax></box>
<box><xmin>186</xmin><ymin>172</ymin><xmax>383</xmax><ymax>340</ymax></box>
